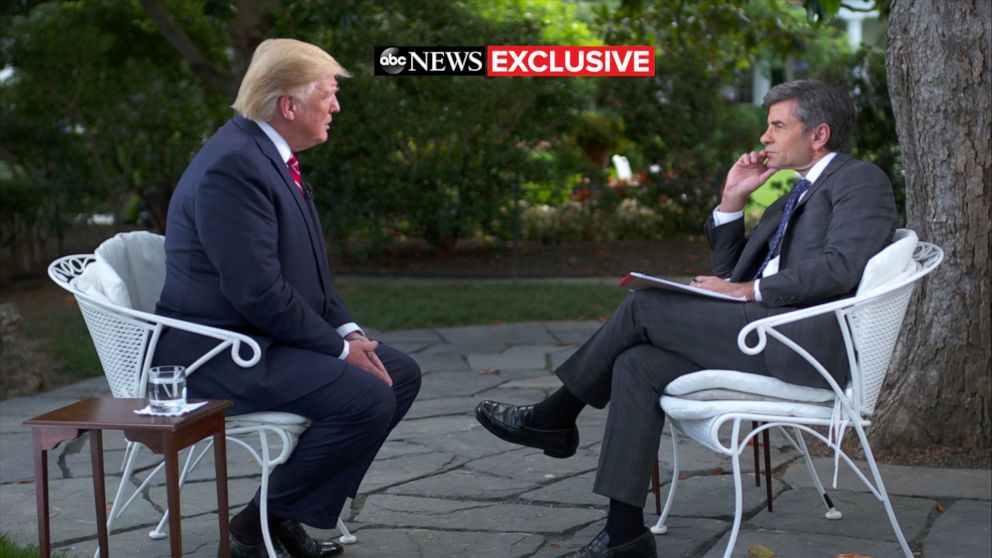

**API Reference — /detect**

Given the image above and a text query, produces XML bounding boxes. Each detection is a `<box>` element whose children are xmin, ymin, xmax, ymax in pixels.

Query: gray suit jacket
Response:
<box><xmin>704</xmin><ymin>153</ymin><xmax>897</xmax><ymax>387</ymax></box>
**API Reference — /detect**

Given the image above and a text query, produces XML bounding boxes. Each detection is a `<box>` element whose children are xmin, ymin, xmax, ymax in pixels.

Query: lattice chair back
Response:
<box><xmin>48</xmin><ymin>254</ymin><xmax>158</xmax><ymax>399</ymax></box>
<box><xmin>844</xmin><ymin>239</ymin><xmax>943</xmax><ymax>415</ymax></box>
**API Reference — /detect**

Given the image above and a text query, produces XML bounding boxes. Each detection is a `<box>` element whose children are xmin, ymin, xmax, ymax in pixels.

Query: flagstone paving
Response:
<box><xmin>1</xmin><ymin>320</ymin><xmax>989</xmax><ymax>557</ymax></box>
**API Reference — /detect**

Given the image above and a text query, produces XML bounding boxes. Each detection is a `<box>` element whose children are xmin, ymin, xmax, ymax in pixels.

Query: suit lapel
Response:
<box><xmin>795</xmin><ymin>153</ymin><xmax>850</xmax><ymax>210</ymax></box>
<box><xmin>233</xmin><ymin>117</ymin><xmax>330</xmax><ymax>297</ymax></box>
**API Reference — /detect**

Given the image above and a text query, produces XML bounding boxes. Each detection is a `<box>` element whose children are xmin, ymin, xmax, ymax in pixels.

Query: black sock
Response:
<box><xmin>530</xmin><ymin>386</ymin><xmax>586</xmax><ymax>430</ymax></box>
<box><xmin>230</xmin><ymin>500</ymin><xmax>263</xmax><ymax>545</ymax></box>
<box><xmin>604</xmin><ymin>499</ymin><xmax>646</xmax><ymax>546</ymax></box>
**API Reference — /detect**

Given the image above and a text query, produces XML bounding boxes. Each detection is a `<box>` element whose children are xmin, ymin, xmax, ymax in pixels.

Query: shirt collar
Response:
<box><xmin>254</xmin><ymin>120</ymin><xmax>293</xmax><ymax>164</ymax></box>
<box><xmin>801</xmin><ymin>152</ymin><xmax>836</xmax><ymax>185</ymax></box>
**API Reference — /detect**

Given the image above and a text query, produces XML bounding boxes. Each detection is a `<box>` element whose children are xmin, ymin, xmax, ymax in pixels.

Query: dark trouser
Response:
<box><xmin>257</xmin><ymin>344</ymin><xmax>421</xmax><ymax>527</ymax></box>
<box><xmin>555</xmin><ymin>290</ymin><xmax>772</xmax><ymax>507</ymax></box>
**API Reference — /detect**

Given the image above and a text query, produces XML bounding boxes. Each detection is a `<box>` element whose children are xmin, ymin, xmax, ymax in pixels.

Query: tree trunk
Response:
<box><xmin>874</xmin><ymin>0</ymin><xmax>991</xmax><ymax>449</ymax></box>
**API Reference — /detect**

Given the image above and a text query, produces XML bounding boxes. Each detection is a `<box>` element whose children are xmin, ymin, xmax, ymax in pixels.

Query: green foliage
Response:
<box><xmin>287</xmin><ymin>0</ymin><xmax>595</xmax><ymax>251</ymax></box>
<box><xmin>812</xmin><ymin>45</ymin><xmax>904</xmax><ymax>217</ymax></box>
<box><xmin>338</xmin><ymin>280</ymin><xmax>626</xmax><ymax>331</ymax></box>
<box><xmin>1</xmin><ymin>0</ymin><xmax>894</xmax><ymax>259</ymax></box>
<box><xmin>1</xmin><ymin>0</ymin><xmax>230</xmax><ymax>238</ymax></box>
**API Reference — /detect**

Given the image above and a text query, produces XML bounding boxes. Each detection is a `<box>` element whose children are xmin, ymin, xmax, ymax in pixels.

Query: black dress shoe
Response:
<box><xmin>229</xmin><ymin>531</ymin><xmax>291</xmax><ymax>558</ymax></box>
<box><xmin>564</xmin><ymin>530</ymin><xmax>657</xmax><ymax>557</ymax></box>
<box><xmin>272</xmin><ymin>518</ymin><xmax>344</xmax><ymax>558</ymax></box>
<box><xmin>475</xmin><ymin>400</ymin><xmax>579</xmax><ymax>458</ymax></box>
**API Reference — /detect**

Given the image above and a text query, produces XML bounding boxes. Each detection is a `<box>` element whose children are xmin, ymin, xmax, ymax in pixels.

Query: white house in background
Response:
<box><xmin>748</xmin><ymin>0</ymin><xmax>883</xmax><ymax>105</ymax></box>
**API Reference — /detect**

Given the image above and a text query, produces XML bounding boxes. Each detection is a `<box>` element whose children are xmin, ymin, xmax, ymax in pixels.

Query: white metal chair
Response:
<box><xmin>650</xmin><ymin>230</ymin><xmax>943</xmax><ymax>558</ymax></box>
<box><xmin>48</xmin><ymin>231</ymin><xmax>356</xmax><ymax>558</ymax></box>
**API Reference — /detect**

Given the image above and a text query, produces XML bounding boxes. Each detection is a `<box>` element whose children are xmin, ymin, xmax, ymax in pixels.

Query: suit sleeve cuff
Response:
<box><xmin>712</xmin><ymin>207</ymin><xmax>744</xmax><ymax>227</ymax></box>
<box><xmin>336</xmin><ymin>322</ymin><xmax>364</xmax><ymax>338</ymax></box>
<box><xmin>336</xmin><ymin>323</ymin><xmax>364</xmax><ymax>360</ymax></box>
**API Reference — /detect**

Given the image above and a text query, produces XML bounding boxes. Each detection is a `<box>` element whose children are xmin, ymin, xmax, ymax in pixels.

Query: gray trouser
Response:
<box><xmin>555</xmin><ymin>289</ymin><xmax>773</xmax><ymax>507</ymax></box>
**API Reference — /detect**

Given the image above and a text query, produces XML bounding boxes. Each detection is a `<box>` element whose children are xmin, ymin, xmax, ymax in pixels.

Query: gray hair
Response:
<box><xmin>762</xmin><ymin>80</ymin><xmax>854</xmax><ymax>152</ymax></box>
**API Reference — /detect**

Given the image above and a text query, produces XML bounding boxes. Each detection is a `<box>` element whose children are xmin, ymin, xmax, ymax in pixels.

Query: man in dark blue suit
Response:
<box><xmin>155</xmin><ymin>38</ymin><xmax>421</xmax><ymax>558</ymax></box>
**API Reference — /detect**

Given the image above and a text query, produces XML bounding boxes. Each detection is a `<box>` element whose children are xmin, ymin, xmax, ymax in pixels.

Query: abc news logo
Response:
<box><xmin>375</xmin><ymin>47</ymin><xmax>485</xmax><ymax>76</ymax></box>
<box><xmin>375</xmin><ymin>46</ymin><xmax>654</xmax><ymax>77</ymax></box>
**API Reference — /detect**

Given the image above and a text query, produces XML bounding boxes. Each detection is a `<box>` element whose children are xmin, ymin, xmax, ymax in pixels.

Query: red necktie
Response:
<box><xmin>287</xmin><ymin>155</ymin><xmax>306</xmax><ymax>197</ymax></box>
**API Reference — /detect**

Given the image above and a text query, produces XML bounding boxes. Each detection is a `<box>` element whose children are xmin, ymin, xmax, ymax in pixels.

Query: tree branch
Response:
<box><xmin>139</xmin><ymin>0</ymin><xmax>237</xmax><ymax>96</ymax></box>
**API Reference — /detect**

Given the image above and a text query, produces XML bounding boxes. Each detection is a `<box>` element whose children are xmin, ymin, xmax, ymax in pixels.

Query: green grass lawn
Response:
<box><xmin>0</xmin><ymin>533</ymin><xmax>63</xmax><ymax>557</ymax></box>
<box><xmin>1</xmin><ymin>279</ymin><xmax>627</xmax><ymax>392</ymax></box>
<box><xmin>338</xmin><ymin>280</ymin><xmax>626</xmax><ymax>331</ymax></box>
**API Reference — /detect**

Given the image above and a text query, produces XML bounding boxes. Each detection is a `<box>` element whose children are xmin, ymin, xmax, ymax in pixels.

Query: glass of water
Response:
<box><xmin>147</xmin><ymin>365</ymin><xmax>187</xmax><ymax>413</ymax></box>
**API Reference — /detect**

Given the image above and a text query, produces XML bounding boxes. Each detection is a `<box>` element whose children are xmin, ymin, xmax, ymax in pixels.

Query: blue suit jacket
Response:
<box><xmin>155</xmin><ymin>116</ymin><xmax>356</xmax><ymax>413</ymax></box>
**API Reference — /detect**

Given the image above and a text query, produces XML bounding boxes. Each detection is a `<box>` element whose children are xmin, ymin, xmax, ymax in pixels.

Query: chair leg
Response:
<box><xmin>763</xmin><ymin>428</ymin><xmax>773</xmax><ymax>512</ymax></box>
<box><xmin>97</xmin><ymin>442</ymin><xmax>142</xmax><ymax>558</ymax></box>
<box><xmin>752</xmin><ymin>421</ymin><xmax>761</xmax><ymax>488</ymax></box>
<box><xmin>651</xmin><ymin>428</ymin><xmax>680</xmax><ymax>535</ymax></box>
<box><xmin>336</xmin><ymin>517</ymin><xmax>357</xmax><ymax>544</ymax></box>
<box><xmin>149</xmin><ymin>442</ymin><xmax>211</xmax><ymax>539</ymax></box>
<box><xmin>723</xmin><ymin>419</ymin><xmax>746</xmax><ymax>558</ymax></box>
<box><xmin>854</xmin><ymin>424</ymin><xmax>913</xmax><ymax>558</ymax></box>
<box><xmin>257</xmin><ymin>430</ymin><xmax>280</xmax><ymax>558</ymax></box>
<box><xmin>791</xmin><ymin>427</ymin><xmax>842</xmax><ymax>520</ymax></box>
<box><xmin>651</xmin><ymin>461</ymin><xmax>661</xmax><ymax>515</ymax></box>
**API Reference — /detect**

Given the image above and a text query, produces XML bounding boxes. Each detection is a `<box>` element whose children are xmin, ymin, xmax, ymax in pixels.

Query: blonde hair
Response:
<box><xmin>232</xmin><ymin>38</ymin><xmax>351</xmax><ymax>121</ymax></box>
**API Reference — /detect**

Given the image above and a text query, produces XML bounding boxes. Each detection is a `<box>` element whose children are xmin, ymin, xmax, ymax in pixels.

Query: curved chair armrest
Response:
<box><xmin>733</xmin><ymin>243</ymin><xmax>941</xmax><ymax>402</ymax></box>
<box><xmin>71</xmin><ymin>285</ymin><xmax>262</xmax><ymax>373</ymax></box>
<box><xmin>735</xmin><ymin>245</ymin><xmax>941</xmax><ymax>359</ymax></box>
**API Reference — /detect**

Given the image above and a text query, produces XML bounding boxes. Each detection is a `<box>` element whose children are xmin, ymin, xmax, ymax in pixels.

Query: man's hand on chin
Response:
<box><xmin>689</xmin><ymin>275</ymin><xmax>756</xmax><ymax>301</ymax></box>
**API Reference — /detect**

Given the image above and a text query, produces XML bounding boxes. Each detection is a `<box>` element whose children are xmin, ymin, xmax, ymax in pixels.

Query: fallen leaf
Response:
<box><xmin>479</xmin><ymin>368</ymin><xmax>501</xmax><ymax>376</ymax></box>
<box><xmin>712</xmin><ymin>466</ymin><xmax>725</xmax><ymax>475</ymax></box>
<box><xmin>935</xmin><ymin>502</ymin><xmax>947</xmax><ymax>513</ymax></box>
<box><xmin>835</xmin><ymin>554</ymin><xmax>872</xmax><ymax>558</ymax></box>
<box><xmin>747</xmin><ymin>544</ymin><xmax>776</xmax><ymax>558</ymax></box>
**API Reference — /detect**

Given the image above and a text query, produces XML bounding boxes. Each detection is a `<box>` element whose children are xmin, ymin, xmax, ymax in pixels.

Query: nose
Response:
<box><xmin>330</xmin><ymin>94</ymin><xmax>341</xmax><ymax>114</ymax></box>
<box><xmin>760</xmin><ymin>127</ymin><xmax>772</xmax><ymax>145</ymax></box>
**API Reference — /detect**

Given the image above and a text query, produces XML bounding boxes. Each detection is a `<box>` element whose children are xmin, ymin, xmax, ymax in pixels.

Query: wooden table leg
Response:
<box><xmin>164</xmin><ymin>442</ymin><xmax>183</xmax><ymax>557</ymax></box>
<box><xmin>89</xmin><ymin>431</ymin><xmax>110</xmax><ymax>557</ymax></box>
<box><xmin>213</xmin><ymin>431</ymin><xmax>229</xmax><ymax>557</ymax></box>
<box><xmin>32</xmin><ymin>432</ymin><xmax>51</xmax><ymax>558</ymax></box>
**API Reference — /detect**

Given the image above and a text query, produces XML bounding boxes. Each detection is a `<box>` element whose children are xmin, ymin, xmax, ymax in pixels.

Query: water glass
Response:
<box><xmin>147</xmin><ymin>365</ymin><xmax>187</xmax><ymax>413</ymax></box>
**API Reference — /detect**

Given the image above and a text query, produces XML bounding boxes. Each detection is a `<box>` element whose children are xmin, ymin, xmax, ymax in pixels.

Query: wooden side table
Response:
<box><xmin>23</xmin><ymin>397</ymin><xmax>232</xmax><ymax>558</ymax></box>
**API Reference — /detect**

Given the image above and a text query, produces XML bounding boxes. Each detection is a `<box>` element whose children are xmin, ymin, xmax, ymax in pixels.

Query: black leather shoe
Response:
<box><xmin>475</xmin><ymin>400</ymin><xmax>579</xmax><ymax>458</ymax></box>
<box><xmin>272</xmin><ymin>519</ymin><xmax>344</xmax><ymax>558</ymax></box>
<box><xmin>564</xmin><ymin>530</ymin><xmax>657</xmax><ymax>557</ymax></box>
<box><xmin>229</xmin><ymin>531</ymin><xmax>291</xmax><ymax>558</ymax></box>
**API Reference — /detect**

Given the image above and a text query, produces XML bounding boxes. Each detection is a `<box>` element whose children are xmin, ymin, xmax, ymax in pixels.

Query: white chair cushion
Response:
<box><xmin>95</xmin><ymin>231</ymin><xmax>166</xmax><ymax>313</ymax></box>
<box><xmin>71</xmin><ymin>257</ymin><xmax>132</xmax><ymax>308</ymax></box>
<box><xmin>661</xmin><ymin>396</ymin><xmax>836</xmax><ymax>421</ymax></box>
<box><xmin>665</xmin><ymin>370</ymin><xmax>836</xmax><ymax>403</ymax></box>
<box><xmin>227</xmin><ymin>412</ymin><xmax>312</xmax><ymax>436</ymax></box>
<box><xmin>856</xmin><ymin>228</ymin><xmax>918</xmax><ymax>296</ymax></box>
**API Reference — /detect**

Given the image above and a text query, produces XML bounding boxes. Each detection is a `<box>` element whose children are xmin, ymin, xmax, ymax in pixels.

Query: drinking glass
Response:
<box><xmin>147</xmin><ymin>365</ymin><xmax>187</xmax><ymax>413</ymax></box>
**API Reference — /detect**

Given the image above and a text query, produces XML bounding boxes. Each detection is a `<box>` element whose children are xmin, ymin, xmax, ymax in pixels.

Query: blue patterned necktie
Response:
<box><xmin>754</xmin><ymin>178</ymin><xmax>811</xmax><ymax>279</ymax></box>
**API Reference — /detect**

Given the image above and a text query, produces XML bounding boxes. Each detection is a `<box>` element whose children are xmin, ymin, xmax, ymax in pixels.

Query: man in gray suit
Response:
<box><xmin>476</xmin><ymin>80</ymin><xmax>897</xmax><ymax>558</ymax></box>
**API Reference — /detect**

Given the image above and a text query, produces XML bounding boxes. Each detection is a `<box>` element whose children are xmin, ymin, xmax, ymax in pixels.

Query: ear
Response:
<box><xmin>810</xmin><ymin>123</ymin><xmax>831</xmax><ymax>151</ymax></box>
<box><xmin>276</xmin><ymin>96</ymin><xmax>296</xmax><ymax>121</ymax></box>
